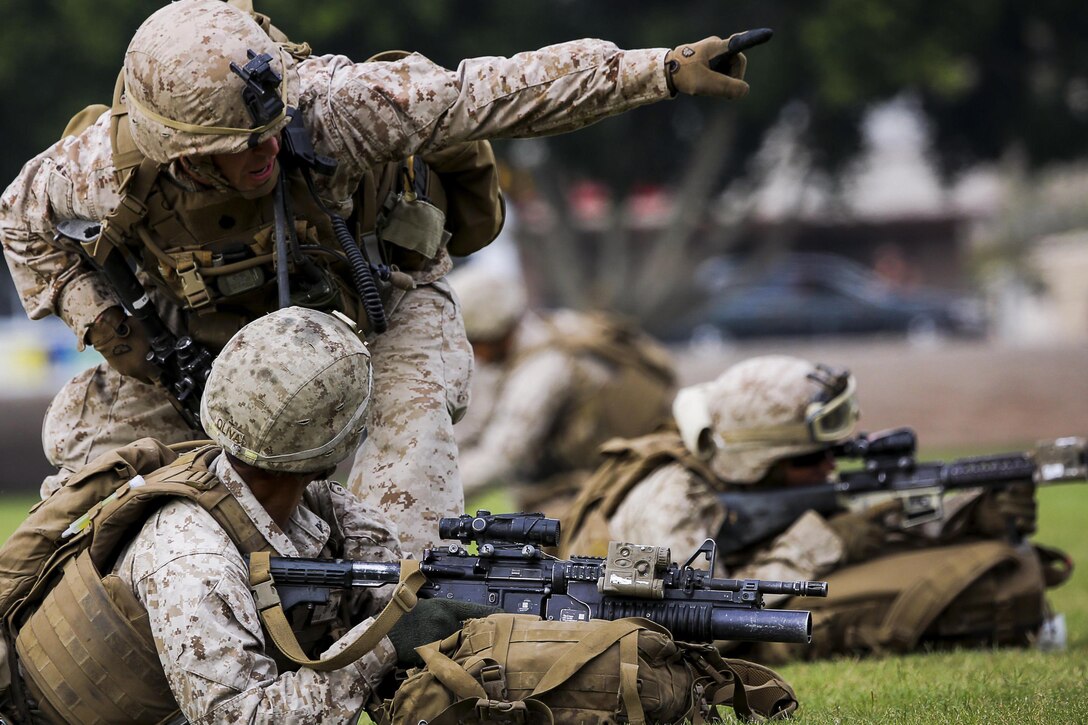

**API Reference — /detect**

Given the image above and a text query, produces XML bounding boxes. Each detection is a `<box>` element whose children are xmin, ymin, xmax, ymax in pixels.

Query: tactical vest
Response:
<box><xmin>560</xmin><ymin>430</ymin><xmax>709</xmax><ymax>558</ymax></box>
<box><xmin>525</xmin><ymin>313</ymin><xmax>676</xmax><ymax>478</ymax></box>
<box><xmin>377</xmin><ymin>613</ymin><xmax>798</xmax><ymax>725</ymax></box>
<box><xmin>3</xmin><ymin>444</ymin><xmax>276</xmax><ymax>724</ymax></box>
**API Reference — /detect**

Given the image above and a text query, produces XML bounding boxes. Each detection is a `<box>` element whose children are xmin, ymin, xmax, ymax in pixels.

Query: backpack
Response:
<box><xmin>375</xmin><ymin>614</ymin><xmax>798</xmax><ymax>724</ymax></box>
<box><xmin>0</xmin><ymin>437</ymin><xmax>185</xmax><ymax>620</ymax></box>
<box><xmin>751</xmin><ymin>539</ymin><xmax>1071</xmax><ymax>663</ymax></box>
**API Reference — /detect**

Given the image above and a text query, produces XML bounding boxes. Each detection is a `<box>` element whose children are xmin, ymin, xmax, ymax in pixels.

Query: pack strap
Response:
<box><xmin>873</xmin><ymin>540</ymin><xmax>1018</xmax><ymax>651</ymax></box>
<box><xmin>528</xmin><ymin>617</ymin><xmax>662</xmax><ymax>699</ymax></box>
<box><xmin>427</xmin><ymin>696</ymin><xmax>555</xmax><ymax>725</ymax></box>
<box><xmin>248</xmin><ymin>553</ymin><xmax>424</xmax><ymax>671</ymax></box>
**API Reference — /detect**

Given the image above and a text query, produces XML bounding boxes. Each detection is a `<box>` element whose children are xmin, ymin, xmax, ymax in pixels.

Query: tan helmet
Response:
<box><xmin>447</xmin><ymin>264</ymin><xmax>528</xmax><ymax>342</ymax></box>
<box><xmin>673</xmin><ymin>355</ymin><xmax>860</xmax><ymax>484</ymax></box>
<box><xmin>123</xmin><ymin>0</ymin><xmax>300</xmax><ymax>163</ymax></box>
<box><xmin>200</xmin><ymin>307</ymin><xmax>371</xmax><ymax>473</ymax></box>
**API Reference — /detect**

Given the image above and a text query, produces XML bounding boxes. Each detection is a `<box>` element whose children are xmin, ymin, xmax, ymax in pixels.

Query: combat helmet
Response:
<box><xmin>448</xmin><ymin>264</ymin><xmax>528</xmax><ymax>342</ymax></box>
<box><xmin>673</xmin><ymin>355</ymin><xmax>859</xmax><ymax>484</ymax></box>
<box><xmin>200</xmin><ymin>307</ymin><xmax>371</xmax><ymax>473</ymax></box>
<box><xmin>123</xmin><ymin>0</ymin><xmax>300</xmax><ymax>163</ymax></box>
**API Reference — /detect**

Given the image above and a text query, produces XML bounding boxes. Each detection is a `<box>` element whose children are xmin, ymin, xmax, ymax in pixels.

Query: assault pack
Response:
<box><xmin>0</xmin><ymin>439</ymin><xmax>241</xmax><ymax>723</ymax></box>
<box><xmin>754</xmin><ymin>539</ymin><xmax>1071</xmax><ymax>662</ymax></box>
<box><xmin>377</xmin><ymin>613</ymin><xmax>798</xmax><ymax>724</ymax></box>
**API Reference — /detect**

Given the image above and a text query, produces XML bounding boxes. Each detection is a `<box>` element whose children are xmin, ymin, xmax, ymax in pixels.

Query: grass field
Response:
<box><xmin>2</xmin><ymin>476</ymin><xmax>1085</xmax><ymax>723</ymax></box>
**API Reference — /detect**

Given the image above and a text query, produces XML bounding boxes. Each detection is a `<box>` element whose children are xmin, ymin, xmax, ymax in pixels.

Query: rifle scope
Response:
<box><xmin>439</xmin><ymin>511</ymin><xmax>560</xmax><ymax>547</ymax></box>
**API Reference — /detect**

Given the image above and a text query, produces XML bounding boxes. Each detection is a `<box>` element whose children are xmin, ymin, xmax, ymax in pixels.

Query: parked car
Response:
<box><xmin>678</xmin><ymin>253</ymin><xmax>987</xmax><ymax>342</ymax></box>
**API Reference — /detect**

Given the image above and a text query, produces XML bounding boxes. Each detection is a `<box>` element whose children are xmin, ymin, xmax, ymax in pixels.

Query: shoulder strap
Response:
<box><xmin>76</xmin><ymin>70</ymin><xmax>163</xmax><ymax>266</ymax></box>
<box><xmin>84</xmin><ymin>444</ymin><xmax>271</xmax><ymax>569</ymax></box>
<box><xmin>248</xmin><ymin>553</ymin><xmax>426</xmax><ymax>671</ymax></box>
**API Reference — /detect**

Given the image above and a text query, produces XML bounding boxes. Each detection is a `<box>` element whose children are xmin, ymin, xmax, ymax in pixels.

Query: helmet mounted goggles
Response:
<box><xmin>721</xmin><ymin>365</ymin><xmax>859</xmax><ymax>447</ymax></box>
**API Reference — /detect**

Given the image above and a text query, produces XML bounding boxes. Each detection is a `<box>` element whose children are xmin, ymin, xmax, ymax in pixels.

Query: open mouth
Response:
<box><xmin>249</xmin><ymin>158</ymin><xmax>277</xmax><ymax>183</ymax></box>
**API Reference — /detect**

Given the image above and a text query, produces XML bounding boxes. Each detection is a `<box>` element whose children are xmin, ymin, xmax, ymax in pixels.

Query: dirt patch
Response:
<box><xmin>676</xmin><ymin>338</ymin><xmax>1088</xmax><ymax>451</ymax></box>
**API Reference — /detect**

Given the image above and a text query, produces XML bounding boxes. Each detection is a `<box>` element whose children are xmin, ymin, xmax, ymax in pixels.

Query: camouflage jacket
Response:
<box><xmin>1</xmin><ymin>42</ymin><xmax>670</xmax><ymax>346</ymax></box>
<box><xmin>112</xmin><ymin>453</ymin><xmax>400</xmax><ymax>723</ymax></box>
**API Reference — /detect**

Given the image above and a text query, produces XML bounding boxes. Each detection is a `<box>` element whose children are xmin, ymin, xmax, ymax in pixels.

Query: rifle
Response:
<box><xmin>716</xmin><ymin>427</ymin><xmax>1087</xmax><ymax>554</ymax></box>
<box><xmin>55</xmin><ymin>219</ymin><xmax>214</xmax><ymax>432</ymax></box>
<box><xmin>255</xmin><ymin>511</ymin><xmax>828</xmax><ymax>644</ymax></box>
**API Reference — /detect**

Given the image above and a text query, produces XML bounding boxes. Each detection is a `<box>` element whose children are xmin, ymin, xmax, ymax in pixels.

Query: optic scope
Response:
<box><xmin>438</xmin><ymin>511</ymin><xmax>560</xmax><ymax>548</ymax></box>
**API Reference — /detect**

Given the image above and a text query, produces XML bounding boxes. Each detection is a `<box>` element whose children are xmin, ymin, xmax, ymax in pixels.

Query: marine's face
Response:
<box><xmin>210</xmin><ymin>135</ymin><xmax>281</xmax><ymax>193</ymax></box>
<box><xmin>779</xmin><ymin>448</ymin><xmax>836</xmax><ymax>487</ymax></box>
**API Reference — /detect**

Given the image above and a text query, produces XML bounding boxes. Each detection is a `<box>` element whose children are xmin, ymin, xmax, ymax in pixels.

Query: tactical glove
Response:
<box><xmin>387</xmin><ymin>599</ymin><xmax>501</xmax><ymax>668</ymax></box>
<box><xmin>827</xmin><ymin>499</ymin><xmax>901</xmax><ymax>565</ymax></box>
<box><xmin>665</xmin><ymin>36</ymin><xmax>749</xmax><ymax>99</ymax></box>
<box><xmin>972</xmin><ymin>483</ymin><xmax>1037</xmax><ymax>538</ymax></box>
<box><xmin>88</xmin><ymin>306</ymin><xmax>159</xmax><ymax>383</ymax></box>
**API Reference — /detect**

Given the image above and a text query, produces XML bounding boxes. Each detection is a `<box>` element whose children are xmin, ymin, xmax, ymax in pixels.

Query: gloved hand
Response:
<box><xmin>972</xmin><ymin>483</ymin><xmax>1037</xmax><ymax>538</ymax></box>
<box><xmin>387</xmin><ymin>599</ymin><xmax>501</xmax><ymax>668</ymax></box>
<box><xmin>826</xmin><ymin>499</ymin><xmax>901</xmax><ymax>565</ymax></box>
<box><xmin>88</xmin><ymin>306</ymin><xmax>159</xmax><ymax>383</ymax></box>
<box><xmin>665</xmin><ymin>36</ymin><xmax>749</xmax><ymax>99</ymax></box>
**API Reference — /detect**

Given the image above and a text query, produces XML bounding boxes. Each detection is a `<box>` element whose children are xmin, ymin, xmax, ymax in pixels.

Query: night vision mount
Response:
<box><xmin>229</xmin><ymin>50</ymin><xmax>285</xmax><ymax>146</ymax></box>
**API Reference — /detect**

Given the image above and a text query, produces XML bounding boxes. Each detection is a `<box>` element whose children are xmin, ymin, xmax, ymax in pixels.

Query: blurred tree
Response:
<box><xmin>4</xmin><ymin>1</ymin><xmax>1085</xmax><ymax>189</ymax></box>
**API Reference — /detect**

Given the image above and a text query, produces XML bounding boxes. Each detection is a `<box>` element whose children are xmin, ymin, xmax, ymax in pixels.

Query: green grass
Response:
<box><xmin>4</xmin><ymin>465</ymin><xmax>1086</xmax><ymax>724</ymax></box>
<box><xmin>0</xmin><ymin>495</ymin><xmax>39</xmax><ymax>543</ymax></box>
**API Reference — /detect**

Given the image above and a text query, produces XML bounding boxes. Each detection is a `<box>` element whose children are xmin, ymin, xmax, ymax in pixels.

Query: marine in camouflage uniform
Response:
<box><xmin>563</xmin><ymin>354</ymin><xmax>1054</xmax><ymax>660</ymax></box>
<box><xmin>1</xmin><ymin>307</ymin><xmax>495</xmax><ymax>723</ymax></box>
<box><xmin>449</xmin><ymin>265</ymin><xmax>675</xmax><ymax>519</ymax></box>
<box><xmin>0</xmin><ymin>0</ymin><xmax>752</xmax><ymax>554</ymax></box>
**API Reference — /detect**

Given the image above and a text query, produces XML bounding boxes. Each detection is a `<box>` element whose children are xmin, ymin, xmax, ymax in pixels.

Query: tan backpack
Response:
<box><xmin>376</xmin><ymin>613</ymin><xmax>797</xmax><ymax>724</ymax></box>
<box><xmin>753</xmin><ymin>539</ymin><xmax>1071</xmax><ymax>663</ymax></box>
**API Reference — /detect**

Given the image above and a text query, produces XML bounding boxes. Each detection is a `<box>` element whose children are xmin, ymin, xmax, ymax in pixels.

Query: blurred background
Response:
<box><xmin>1</xmin><ymin>0</ymin><xmax>1086</xmax><ymax>493</ymax></box>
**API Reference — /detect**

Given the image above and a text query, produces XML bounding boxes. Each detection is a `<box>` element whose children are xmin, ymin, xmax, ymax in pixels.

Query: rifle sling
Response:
<box><xmin>248</xmin><ymin>552</ymin><xmax>425</xmax><ymax>671</ymax></box>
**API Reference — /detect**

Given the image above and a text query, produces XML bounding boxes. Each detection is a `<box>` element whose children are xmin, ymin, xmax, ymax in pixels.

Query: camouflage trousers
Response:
<box><xmin>40</xmin><ymin>282</ymin><xmax>473</xmax><ymax>555</ymax></box>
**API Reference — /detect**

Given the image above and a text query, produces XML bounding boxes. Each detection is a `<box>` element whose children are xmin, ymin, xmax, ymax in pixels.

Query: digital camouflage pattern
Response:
<box><xmin>112</xmin><ymin>452</ymin><xmax>400</xmax><ymax>723</ymax></box>
<box><xmin>0</xmin><ymin>0</ymin><xmax>672</xmax><ymax>548</ymax></box>
<box><xmin>686</xmin><ymin>354</ymin><xmax>853</xmax><ymax>483</ymax></box>
<box><xmin>124</xmin><ymin>0</ymin><xmax>300</xmax><ymax>163</ymax></box>
<box><xmin>199</xmin><ymin>307</ymin><xmax>372</xmax><ymax>474</ymax></box>
<box><xmin>347</xmin><ymin>279</ymin><xmax>474</xmax><ymax>554</ymax></box>
<box><xmin>39</xmin><ymin>363</ymin><xmax>201</xmax><ymax>497</ymax></box>
<box><xmin>457</xmin><ymin>310</ymin><xmax>621</xmax><ymax>498</ymax></box>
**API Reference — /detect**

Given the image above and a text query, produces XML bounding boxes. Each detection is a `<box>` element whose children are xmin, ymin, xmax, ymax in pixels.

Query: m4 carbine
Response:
<box><xmin>716</xmin><ymin>427</ymin><xmax>1087</xmax><ymax>554</ymax></box>
<box><xmin>253</xmin><ymin>511</ymin><xmax>828</xmax><ymax>645</ymax></box>
<box><xmin>56</xmin><ymin>219</ymin><xmax>213</xmax><ymax>433</ymax></box>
